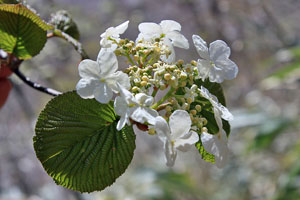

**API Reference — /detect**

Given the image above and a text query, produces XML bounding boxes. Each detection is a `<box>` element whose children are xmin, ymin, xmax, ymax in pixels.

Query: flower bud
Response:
<box><xmin>180</xmin><ymin>72</ymin><xmax>187</xmax><ymax>80</ymax></box>
<box><xmin>191</xmin><ymin>60</ymin><xmax>197</xmax><ymax>66</ymax></box>
<box><xmin>182</xmin><ymin>103</ymin><xmax>189</xmax><ymax>110</ymax></box>
<box><xmin>180</xmin><ymin>81</ymin><xmax>187</xmax><ymax>87</ymax></box>
<box><xmin>141</xmin><ymin>81</ymin><xmax>147</xmax><ymax>87</ymax></box>
<box><xmin>119</xmin><ymin>39</ymin><xmax>125</xmax><ymax>45</ymax></box>
<box><xmin>132</xmin><ymin>86</ymin><xmax>139</xmax><ymax>92</ymax></box>
<box><xmin>177</xmin><ymin>59</ymin><xmax>184</xmax><ymax>65</ymax></box>
<box><xmin>190</xmin><ymin>109</ymin><xmax>197</xmax><ymax>116</ymax></box>
<box><xmin>164</xmin><ymin>73</ymin><xmax>171</xmax><ymax>81</ymax></box>
<box><xmin>142</xmin><ymin>76</ymin><xmax>149</xmax><ymax>81</ymax></box>
<box><xmin>170</xmin><ymin>65</ymin><xmax>176</xmax><ymax>71</ymax></box>
<box><xmin>195</xmin><ymin>105</ymin><xmax>202</xmax><ymax>112</ymax></box>
<box><xmin>165</xmin><ymin>105</ymin><xmax>172</xmax><ymax>112</ymax></box>
<box><xmin>159</xmin><ymin>83</ymin><xmax>167</xmax><ymax>90</ymax></box>
<box><xmin>197</xmin><ymin>122</ymin><xmax>203</xmax><ymax>129</ymax></box>
<box><xmin>201</xmin><ymin>117</ymin><xmax>208</xmax><ymax>125</ymax></box>
<box><xmin>125</xmin><ymin>43</ymin><xmax>133</xmax><ymax>49</ymax></box>
<box><xmin>133</xmin><ymin>55</ymin><xmax>139</xmax><ymax>62</ymax></box>
<box><xmin>187</xmin><ymin>97</ymin><xmax>193</xmax><ymax>104</ymax></box>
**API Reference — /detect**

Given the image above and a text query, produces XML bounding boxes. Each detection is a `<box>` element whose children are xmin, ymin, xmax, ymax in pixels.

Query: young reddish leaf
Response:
<box><xmin>0</xmin><ymin>64</ymin><xmax>12</xmax><ymax>78</ymax></box>
<box><xmin>0</xmin><ymin>78</ymin><xmax>12</xmax><ymax>108</ymax></box>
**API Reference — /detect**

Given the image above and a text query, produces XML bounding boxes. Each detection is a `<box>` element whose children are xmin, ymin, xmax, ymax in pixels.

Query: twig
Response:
<box><xmin>13</xmin><ymin>68</ymin><xmax>62</xmax><ymax>97</ymax></box>
<box><xmin>49</xmin><ymin>29</ymin><xmax>90</xmax><ymax>60</ymax></box>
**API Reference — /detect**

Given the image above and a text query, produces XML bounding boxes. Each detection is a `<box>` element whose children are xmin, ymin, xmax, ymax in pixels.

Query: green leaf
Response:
<box><xmin>0</xmin><ymin>4</ymin><xmax>53</xmax><ymax>59</ymax></box>
<box><xmin>34</xmin><ymin>91</ymin><xmax>136</xmax><ymax>193</ymax></box>
<box><xmin>0</xmin><ymin>0</ymin><xmax>19</xmax><ymax>4</ymax></box>
<box><xmin>195</xmin><ymin>137</ymin><xmax>215</xmax><ymax>163</ymax></box>
<box><xmin>195</xmin><ymin>79</ymin><xmax>226</xmax><ymax>106</ymax></box>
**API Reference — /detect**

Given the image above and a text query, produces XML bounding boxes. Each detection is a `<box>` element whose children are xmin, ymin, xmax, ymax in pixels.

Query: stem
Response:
<box><xmin>151</xmin><ymin>87</ymin><xmax>176</xmax><ymax>109</ymax></box>
<box><xmin>125</xmin><ymin>53</ymin><xmax>136</xmax><ymax>66</ymax></box>
<box><xmin>13</xmin><ymin>68</ymin><xmax>62</xmax><ymax>97</ymax></box>
<box><xmin>151</xmin><ymin>87</ymin><xmax>158</xmax><ymax>97</ymax></box>
<box><xmin>51</xmin><ymin>29</ymin><xmax>89</xmax><ymax>60</ymax></box>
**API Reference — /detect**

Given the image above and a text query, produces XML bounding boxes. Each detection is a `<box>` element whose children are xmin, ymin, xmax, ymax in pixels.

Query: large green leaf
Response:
<box><xmin>34</xmin><ymin>91</ymin><xmax>136</xmax><ymax>193</ymax></box>
<box><xmin>0</xmin><ymin>4</ymin><xmax>53</xmax><ymax>59</ymax></box>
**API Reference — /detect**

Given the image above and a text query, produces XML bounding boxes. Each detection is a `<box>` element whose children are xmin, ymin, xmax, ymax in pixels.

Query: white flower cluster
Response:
<box><xmin>76</xmin><ymin>20</ymin><xmax>238</xmax><ymax>168</ymax></box>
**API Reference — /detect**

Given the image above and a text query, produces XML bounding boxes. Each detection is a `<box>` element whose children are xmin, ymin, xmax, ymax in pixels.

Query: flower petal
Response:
<box><xmin>209</xmin><ymin>40</ymin><xmax>231</xmax><ymax>63</ymax></box>
<box><xmin>164</xmin><ymin>140</ymin><xmax>177</xmax><ymax>167</ymax></box>
<box><xmin>192</xmin><ymin>35</ymin><xmax>209</xmax><ymax>60</ymax></box>
<box><xmin>78</xmin><ymin>59</ymin><xmax>100</xmax><ymax>79</ymax></box>
<box><xmin>215</xmin><ymin>150</ymin><xmax>229</xmax><ymax>168</ymax></box>
<box><xmin>216</xmin><ymin>103</ymin><xmax>234</xmax><ymax>121</ymax></box>
<box><xmin>160</xmin><ymin>38</ymin><xmax>176</xmax><ymax>63</ymax></box>
<box><xmin>166</xmin><ymin>31</ymin><xmax>189</xmax><ymax>49</ymax></box>
<box><xmin>169</xmin><ymin>110</ymin><xmax>192</xmax><ymax>140</ymax></box>
<box><xmin>131</xmin><ymin>107</ymin><xmax>157</xmax><ymax>125</ymax></box>
<box><xmin>97</xmin><ymin>48</ymin><xmax>118</xmax><ymax>76</ymax></box>
<box><xmin>76</xmin><ymin>78</ymin><xmax>98</xmax><ymax>99</ymax></box>
<box><xmin>201</xmin><ymin>131</ymin><xmax>219</xmax><ymax>156</ymax></box>
<box><xmin>135</xmin><ymin>93</ymin><xmax>154</xmax><ymax>106</ymax></box>
<box><xmin>175</xmin><ymin>131</ymin><xmax>199</xmax><ymax>152</ymax></box>
<box><xmin>114</xmin><ymin>20</ymin><xmax>129</xmax><ymax>35</ymax></box>
<box><xmin>214</xmin><ymin>58</ymin><xmax>238</xmax><ymax>81</ymax></box>
<box><xmin>94</xmin><ymin>82</ymin><xmax>113</xmax><ymax>104</ymax></box>
<box><xmin>154</xmin><ymin>116</ymin><xmax>171</xmax><ymax>142</ymax></box>
<box><xmin>138</xmin><ymin>22</ymin><xmax>162</xmax><ymax>36</ymax></box>
<box><xmin>106</xmin><ymin>71</ymin><xmax>130</xmax><ymax>92</ymax></box>
<box><xmin>196</xmin><ymin>59</ymin><xmax>211</xmax><ymax>81</ymax></box>
<box><xmin>160</xmin><ymin>20</ymin><xmax>181</xmax><ymax>32</ymax></box>
<box><xmin>114</xmin><ymin>96</ymin><xmax>128</xmax><ymax>116</ymax></box>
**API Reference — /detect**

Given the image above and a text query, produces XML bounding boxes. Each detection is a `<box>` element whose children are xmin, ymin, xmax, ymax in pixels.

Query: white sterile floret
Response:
<box><xmin>137</xmin><ymin>20</ymin><xmax>189</xmax><ymax>63</ymax></box>
<box><xmin>114</xmin><ymin>84</ymin><xmax>158</xmax><ymax>130</ymax></box>
<box><xmin>100</xmin><ymin>20</ymin><xmax>129</xmax><ymax>50</ymax></box>
<box><xmin>199</xmin><ymin>86</ymin><xmax>233</xmax><ymax>121</ymax></box>
<box><xmin>155</xmin><ymin>110</ymin><xmax>199</xmax><ymax>167</ymax></box>
<box><xmin>199</xmin><ymin>86</ymin><xmax>232</xmax><ymax>168</ymax></box>
<box><xmin>76</xmin><ymin>48</ymin><xmax>130</xmax><ymax>104</ymax></box>
<box><xmin>192</xmin><ymin>34</ymin><xmax>238</xmax><ymax>83</ymax></box>
<box><xmin>201</xmin><ymin>128</ymin><xmax>229</xmax><ymax>168</ymax></box>
<box><xmin>184</xmin><ymin>84</ymin><xmax>198</xmax><ymax>102</ymax></box>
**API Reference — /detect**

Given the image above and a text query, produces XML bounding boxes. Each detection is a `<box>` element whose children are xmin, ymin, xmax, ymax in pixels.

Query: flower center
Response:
<box><xmin>129</xmin><ymin>103</ymin><xmax>136</xmax><ymax>107</ymax></box>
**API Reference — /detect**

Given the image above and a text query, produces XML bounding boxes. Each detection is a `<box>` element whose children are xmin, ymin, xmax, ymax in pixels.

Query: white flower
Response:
<box><xmin>155</xmin><ymin>110</ymin><xmax>199</xmax><ymax>167</ymax></box>
<box><xmin>199</xmin><ymin>86</ymin><xmax>233</xmax><ymax>121</ymax></box>
<box><xmin>201</xmin><ymin>128</ymin><xmax>229</xmax><ymax>168</ymax></box>
<box><xmin>100</xmin><ymin>20</ymin><xmax>129</xmax><ymax>50</ymax></box>
<box><xmin>184</xmin><ymin>84</ymin><xmax>198</xmax><ymax>102</ymax></box>
<box><xmin>76</xmin><ymin>48</ymin><xmax>130</xmax><ymax>104</ymax></box>
<box><xmin>192</xmin><ymin>34</ymin><xmax>238</xmax><ymax>83</ymax></box>
<box><xmin>114</xmin><ymin>84</ymin><xmax>158</xmax><ymax>130</ymax></box>
<box><xmin>199</xmin><ymin>86</ymin><xmax>232</xmax><ymax>168</ymax></box>
<box><xmin>137</xmin><ymin>20</ymin><xmax>189</xmax><ymax>63</ymax></box>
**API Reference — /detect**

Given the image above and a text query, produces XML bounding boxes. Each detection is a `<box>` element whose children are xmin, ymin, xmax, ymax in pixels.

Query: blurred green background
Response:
<box><xmin>0</xmin><ymin>0</ymin><xmax>299</xmax><ymax>199</ymax></box>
